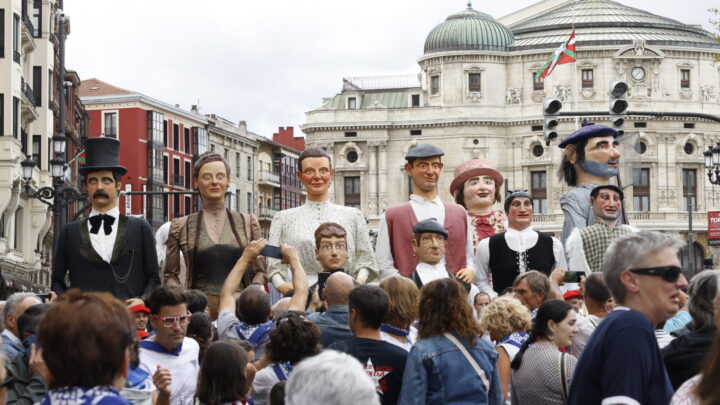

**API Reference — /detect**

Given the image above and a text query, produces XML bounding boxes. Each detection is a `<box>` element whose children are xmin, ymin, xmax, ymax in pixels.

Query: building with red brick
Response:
<box><xmin>78</xmin><ymin>78</ymin><xmax>208</xmax><ymax>230</ymax></box>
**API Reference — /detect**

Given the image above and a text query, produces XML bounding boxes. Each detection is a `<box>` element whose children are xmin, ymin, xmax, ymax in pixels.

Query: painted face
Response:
<box><xmin>473</xmin><ymin>293</ymin><xmax>490</xmax><ymax>319</ymax></box>
<box><xmin>407</xmin><ymin>157</ymin><xmax>443</xmax><ymax>194</ymax></box>
<box><xmin>316</xmin><ymin>236</ymin><xmax>349</xmax><ymax>272</ymax></box>
<box><xmin>513</xmin><ymin>278</ymin><xmax>543</xmax><ymax>310</ymax></box>
<box><xmin>592</xmin><ymin>189</ymin><xmax>622</xmax><ymax>221</ymax></box>
<box><xmin>298</xmin><ymin>157</ymin><xmax>333</xmax><ymax>198</ymax></box>
<box><xmin>463</xmin><ymin>176</ymin><xmax>496</xmax><ymax>211</ymax></box>
<box><xmin>579</xmin><ymin>136</ymin><xmax>621</xmax><ymax>179</ymax></box>
<box><xmin>551</xmin><ymin>310</ymin><xmax>578</xmax><ymax>348</ymax></box>
<box><xmin>196</xmin><ymin>161</ymin><xmax>229</xmax><ymax>203</ymax></box>
<box><xmin>150</xmin><ymin>303</ymin><xmax>189</xmax><ymax>351</ymax></box>
<box><xmin>412</xmin><ymin>232</ymin><xmax>446</xmax><ymax>265</ymax></box>
<box><xmin>134</xmin><ymin>311</ymin><xmax>149</xmax><ymax>330</ymax></box>
<box><xmin>85</xmin><ymin>170</ymin><xmax>121</xmax><ymax>212</ymax></box>
<box><xmin>632</xmin><ymin>246</ymin><xmax>688</xmax><ymax>324</ymax></box>
<box><xmin>507</xmin><ymin>197</ymin><xmax>533</xmax><ymax>230</ymax></box>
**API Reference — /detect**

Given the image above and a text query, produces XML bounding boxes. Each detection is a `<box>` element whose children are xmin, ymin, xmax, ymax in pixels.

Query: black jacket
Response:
<box><xmin>51</xmin><ymin>215</ymin><xmax>160</xmax><ymax>299</ymax></box>
<box><xmin>661</xmin><ymin>325</ymin><xmax>715</xmax><ymax>390</ymax></box>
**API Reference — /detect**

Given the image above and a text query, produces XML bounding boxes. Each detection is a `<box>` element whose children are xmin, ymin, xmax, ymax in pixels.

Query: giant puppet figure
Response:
<box><xmin>558</xmin><ymin>125</ymin><xmax>623</xmax><ymax>243</ymax></box>
<box><xmin>52</xmin><ymin>137</ymin><xmax>160</xmax><ymax>299</ymax></box>
<box><xmin>450</xmin><ymin>159</ymin><xmax>506</xmax><ymax>249</ymax></box>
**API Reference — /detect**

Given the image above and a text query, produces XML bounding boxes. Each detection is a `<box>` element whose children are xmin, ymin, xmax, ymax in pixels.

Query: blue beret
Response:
<box><xmin>558</xmin><ymin>125</ymin><xmax>619</xmax><ymax>148</ymax></box>
<box><xmin>405</xmin><ymin>144</ymin><xmax>445</xmax><ymax>160</ymax></box>
<box><xmin>412</xmin><ymin>218</ymin><xmax>448</xmax><ymax>238</ymax></box>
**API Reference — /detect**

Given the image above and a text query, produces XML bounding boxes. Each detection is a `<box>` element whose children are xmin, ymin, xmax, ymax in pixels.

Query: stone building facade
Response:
<box><xmin>302</xmin><ymin>0</ymin><xmax>720</xmax><ymax>275</ymax></box>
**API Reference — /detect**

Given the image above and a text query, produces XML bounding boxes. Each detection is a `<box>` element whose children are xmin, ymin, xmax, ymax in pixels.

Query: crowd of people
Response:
<box><xmin>0</xmin><ymin>126</ymin><xmax>716</xmax><ymax>404</ymax></box>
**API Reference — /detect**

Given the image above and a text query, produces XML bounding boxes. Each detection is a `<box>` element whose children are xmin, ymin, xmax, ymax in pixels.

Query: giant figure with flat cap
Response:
<box><xmin>558</xmin><ymin>124</ymin><xmax>624</xmax><ymax>243</ymax></box>
<box><xmin>375</xmin><ymin>144</ymin><xmax>476</xmax><ymax>283</ymax></box>
<box><xmin>52</xmin><ymin>137</ymin><xmax>160</xmax><ymax>299</ymax></box>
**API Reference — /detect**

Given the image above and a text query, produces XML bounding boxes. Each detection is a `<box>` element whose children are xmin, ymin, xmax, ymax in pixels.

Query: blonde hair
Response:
<box><xmin>379</xmin><ymin>276</ymin><xmax>419</xmax><ymax>329</ymax></box>
<box><xmin>478</xmin><ymin>296</ymin><xmax>532</xmax><ymax>338</ymax></box>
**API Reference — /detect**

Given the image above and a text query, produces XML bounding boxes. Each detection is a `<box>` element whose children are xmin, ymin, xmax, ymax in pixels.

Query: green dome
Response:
<box><xmin>424</xmin><ymin>5</ymin><xmax>514</xmax><ymax>54</ymax></box>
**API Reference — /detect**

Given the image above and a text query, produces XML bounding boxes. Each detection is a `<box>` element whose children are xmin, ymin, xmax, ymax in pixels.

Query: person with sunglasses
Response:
<box><xmin>568</xmin><ymin>231</ymin><xmax>689</xmax><ymax>405</ymax></box>
<box><xmin>138</xmin><ymin>286</ymin><xmax>199</xmax><ymax>405</ymax></box>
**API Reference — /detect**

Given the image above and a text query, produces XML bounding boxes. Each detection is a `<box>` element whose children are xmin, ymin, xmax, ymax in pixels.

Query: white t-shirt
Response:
<box><xmin>139</xmin><ymin>337</ymin><xmax>199</xmax><ymax>405</ymax></box>
<box><xmin>252</xmin><ymin>362</ymin><xmax>293</xmax><ymax>405</ymax></box>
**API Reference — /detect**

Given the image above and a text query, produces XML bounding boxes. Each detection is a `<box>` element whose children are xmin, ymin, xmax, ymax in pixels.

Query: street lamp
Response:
<box><xmin>20</xmin><ymin>158</ymin><xmax>84</xmax><ymax>207</ymax></box>
<box><xmin>705</xmin><ymin>143</ymin><xmax>720</xmax><ymax>185</ymax></box>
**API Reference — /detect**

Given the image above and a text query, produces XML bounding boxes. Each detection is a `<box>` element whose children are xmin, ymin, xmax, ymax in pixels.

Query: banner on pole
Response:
<box><xmin>708</xmin><ymin>211</ymin><xmax>720</xmax><ymax>246</ymax></box>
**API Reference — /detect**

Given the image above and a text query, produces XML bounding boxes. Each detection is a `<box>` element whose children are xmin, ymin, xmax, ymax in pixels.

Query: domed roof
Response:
<box><xmin>509</xmin><ymin>0</ymin><xmax>719</xmax><ymax>51</ymax></box>
<box><xmin>424</xmin><ymin>3</ymin><xmax>515</xmax><ymax>54</ymax></box>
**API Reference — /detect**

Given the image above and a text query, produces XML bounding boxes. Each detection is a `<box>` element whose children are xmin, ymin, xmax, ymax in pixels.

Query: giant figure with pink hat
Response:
<box><xmin>450</xmin><ymin>159</ymin><xmax>506</xmax><ymax>249</ymax></box>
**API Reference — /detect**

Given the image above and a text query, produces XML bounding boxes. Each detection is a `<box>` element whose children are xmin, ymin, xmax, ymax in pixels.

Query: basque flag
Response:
<box><xmin>536</xmin><ymin>31</ymin><xmax>576</xmax><ymax>79</ymax></box>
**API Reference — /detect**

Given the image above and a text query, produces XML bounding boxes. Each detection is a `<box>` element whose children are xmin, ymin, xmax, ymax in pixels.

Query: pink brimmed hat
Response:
<box><xmin>450</xmin><ymin>159</ymin><xmax>504</xmax><ymax>197</ymax></box>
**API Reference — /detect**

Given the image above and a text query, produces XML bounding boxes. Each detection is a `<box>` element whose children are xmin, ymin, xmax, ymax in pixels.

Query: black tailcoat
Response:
<box><xmin>51</xmin><ymin>215</ymin><xmax>160</xmax><ymax>299</ymax></box>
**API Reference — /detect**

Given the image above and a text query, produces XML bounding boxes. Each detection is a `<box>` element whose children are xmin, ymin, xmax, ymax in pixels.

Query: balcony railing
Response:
<box><xmin>172</xmin><ymin>174</ymin><xmax>184</xmax><ymax>187</ymax></box>
<box><xmin>259</xmin><ymin>171</ymin><xmax>280</xmax><ymax>185</ymax></box>
<box><xmin>258</xmin><ymin>207</ymin><xmax>279</xmax><ymax>220</ymax></box>
<box><xmin>22</xmin><ymin>15</ymin><xmax>33</xmax><ymax>34</ymax></box>
<box><xmin>21</xmin><ymin>79</ymin><xmax>36</xmax><ymax>107</ymax></box>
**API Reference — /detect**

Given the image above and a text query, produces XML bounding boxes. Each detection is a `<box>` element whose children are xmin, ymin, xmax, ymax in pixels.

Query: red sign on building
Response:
<box><xmin>709</xmin><ymin>211</ymin><xmax>720</xmax><ymax>246</ymax></box>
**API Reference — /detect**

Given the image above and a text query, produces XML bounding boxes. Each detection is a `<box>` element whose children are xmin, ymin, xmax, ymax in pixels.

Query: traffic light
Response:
<box><xmin>608</xmin><ymin>81</ymin><xmax>628</xmax><ymax>135</ymax></box>
<box><xmin>542</xmin><ymin>98</ymin><xmax>562</xmax><ymax>145</ymax></box>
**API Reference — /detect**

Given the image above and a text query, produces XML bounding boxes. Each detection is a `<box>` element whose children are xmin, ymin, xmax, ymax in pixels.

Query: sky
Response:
<box><xmin>65</xmin><ymin>0</ymin><xmax>718</xmax><ymax>139</ymax></box>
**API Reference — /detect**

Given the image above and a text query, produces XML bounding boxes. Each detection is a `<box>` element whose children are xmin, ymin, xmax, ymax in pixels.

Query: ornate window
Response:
<box><xmin>430</xmin><ymin>75</ymin><xmax>440</xmax><ymax>95</ymax></box>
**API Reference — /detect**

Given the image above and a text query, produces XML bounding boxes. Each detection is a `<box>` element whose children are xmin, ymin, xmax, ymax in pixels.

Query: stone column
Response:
<box><xmin>367</xmin><ymin>141</ymin><xmax>379</xmax><ymax>215</ymax></box>
<box><xmin>378</xmin><ymin>140</ymin><xmax>388</xmax><ymax>213</ymax></box>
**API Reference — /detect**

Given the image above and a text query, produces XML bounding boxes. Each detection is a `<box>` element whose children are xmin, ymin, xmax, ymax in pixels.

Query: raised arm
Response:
<box><xmin>281</xmin><ymin>243</ymin><xmax>308</xmax><ymax>312</ymax></box>
<box><xmin>220</xmin><ymin>239</ymin><xmax>267</xmax><ymax>312</ymax></box>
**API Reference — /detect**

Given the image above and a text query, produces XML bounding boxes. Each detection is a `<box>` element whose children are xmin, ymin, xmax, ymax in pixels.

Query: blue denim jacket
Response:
<box><xmin>398</xmin><ymin>333</ymin><xmax>503</xmax><ymax>405</ymax></box>
<box><xmin>306</xmin><ymin>305</ymin><xmax>353</xmax><ymax>347</ymax></box>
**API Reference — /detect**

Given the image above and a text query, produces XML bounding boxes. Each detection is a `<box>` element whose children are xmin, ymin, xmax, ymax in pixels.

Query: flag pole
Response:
<box><xmin>573</xmin><ymin>0</ymin><xmax>578</xmax><ymax>130</ymax></box>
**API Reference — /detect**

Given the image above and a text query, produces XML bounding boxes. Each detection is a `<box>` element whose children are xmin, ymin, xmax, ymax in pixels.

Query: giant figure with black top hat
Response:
<box><xmin>51</xmin><ymin>137</ymin><xmax>160</xmax><ymax>299</ymax></box>
<box><xmin>558</xmin><ymin>125</ymin><xmax>624</xmax><ymax>244</ymax></box>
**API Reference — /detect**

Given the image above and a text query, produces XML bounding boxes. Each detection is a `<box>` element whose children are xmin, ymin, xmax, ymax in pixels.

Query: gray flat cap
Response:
<box><xmin>405</xmin><ymin>144</ymin><xmax>445</xmax><ymax>160</ymax></box>
<box><xmin>412</xmin><ymin>218</ymin><xmax>448</xmax><ymax>239</ymax></box>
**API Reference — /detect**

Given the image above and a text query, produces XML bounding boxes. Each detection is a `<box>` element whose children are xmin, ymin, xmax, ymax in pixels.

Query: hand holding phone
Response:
<box><xmin>260</xmin><ymin>244</ymin><xmax>283</xmax><ymax>259</ymax></box>
<box><xmin>563</xmin><ymin>271</ymin><xmax>583</xmax><ymax>283</ymax></box>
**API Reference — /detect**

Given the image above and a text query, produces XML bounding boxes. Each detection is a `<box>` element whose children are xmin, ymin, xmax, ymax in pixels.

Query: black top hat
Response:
<box><xmin>79</xmin><ymin>137</ymin><xmax>127</xmax><ymax>176</ymax></box>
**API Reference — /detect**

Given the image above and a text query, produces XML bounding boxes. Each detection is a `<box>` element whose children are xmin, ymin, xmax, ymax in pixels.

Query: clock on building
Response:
<box><xmin>631</xmin><ymin>67</ymin><xmax>646</xmax><ymax>81</ymax></box>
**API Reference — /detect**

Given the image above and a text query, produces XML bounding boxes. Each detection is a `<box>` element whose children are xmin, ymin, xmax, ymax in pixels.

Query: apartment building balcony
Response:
<box><xmin>258</xmin><ymin>207</ymin><xmax>279</xmax><ymax>221</ymax></box>
<box><xmin>20</xmin><ymin>79</ymin><xmax>38</xmax><ymax>122</ymax></box>
<box><xmin>258</xmin><ymin>171</ymin><xmax>280</xmax><ymax>187</ymax></box>
<box><xmin>21</xmin><ymin>15</ymin><xmax>36</xmax><ymax>53</ymax></box>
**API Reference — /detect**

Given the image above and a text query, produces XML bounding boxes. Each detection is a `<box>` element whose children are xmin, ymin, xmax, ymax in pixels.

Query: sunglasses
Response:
<box><xmin>629</xmin><ymin>266</ymin><xmax>683</xmax><ymax>283</ymax></box>
<box><xmin>153</xmin><ymin>313</ymin><xmax>192</xmax><ymax>328</ymax></box>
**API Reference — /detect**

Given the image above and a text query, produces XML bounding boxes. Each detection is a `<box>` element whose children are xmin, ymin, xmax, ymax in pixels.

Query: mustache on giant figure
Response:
<box><xmin>93</xmin><ymin>190</ymin><xmax>110</xmax><ymax>199</ymax></box>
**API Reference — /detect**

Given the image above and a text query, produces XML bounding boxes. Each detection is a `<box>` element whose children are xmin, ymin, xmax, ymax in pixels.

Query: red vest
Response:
<box><xmin>385</xmin><ymin>202</ymin><xmax>468</xmax><ymax>276</ymax></box>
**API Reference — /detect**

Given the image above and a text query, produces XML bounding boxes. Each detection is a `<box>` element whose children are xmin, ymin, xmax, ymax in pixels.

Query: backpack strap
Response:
<box><xmin>443</xmin><ymin>333</ymin><xmax>490</xmax><ymax>393</ymax></box>
<box><xmin>559</xmin><ymin>351</ymin><xmax>569</xmax><ymax>402</ymax></box>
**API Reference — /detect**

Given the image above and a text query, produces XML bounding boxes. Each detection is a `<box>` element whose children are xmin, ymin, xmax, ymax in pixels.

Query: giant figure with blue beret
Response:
<box><xmin>558</xmin><ymin>125</ymin><xmax>624</xmax><ymax>243</ymax></box>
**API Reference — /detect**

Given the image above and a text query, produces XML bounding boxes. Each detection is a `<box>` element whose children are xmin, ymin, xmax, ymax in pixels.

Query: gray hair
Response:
<box><xmin>687</xmin><ymin>270</ymin><xmax>720</xmax><ymax>333</ymax></box>
<box><xmin>285</xmin><ymin>350</ymin><xmax>380</xmax><ymax>405</ymax></box>
<box><xmin>4</xmin><ymin>292</ymin><xmax>39</xmax><ymax>322</ymax></box>
<box><xmin>603</xmin><ymin>231</ymin><xmax>684</xmax><ymax>304</ymax></box>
